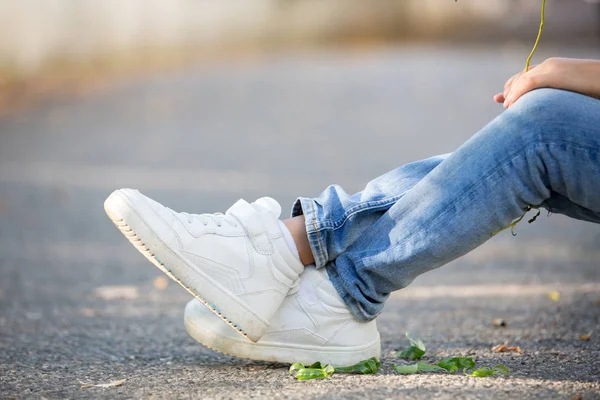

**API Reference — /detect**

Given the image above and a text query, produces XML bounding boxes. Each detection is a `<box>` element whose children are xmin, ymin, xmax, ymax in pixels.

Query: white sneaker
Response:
<box><xmin>184</xmin><ymin>266</ymin><xmax>381</xmax><ymax>367</ymax></box>
<box><xmin>104</xmin><ymin>189</ymin><xmax>304</xmax><ymax>342</ymax></box>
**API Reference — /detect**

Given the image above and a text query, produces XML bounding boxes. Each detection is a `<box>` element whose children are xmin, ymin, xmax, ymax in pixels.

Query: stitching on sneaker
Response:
<box><xmin>264</xmin><ymin>257</ymin><xmax>293</xmax><ymax>288</ymax></box>
<box><xmin>252</xmin><ymin>232</ymin><xmax>274</xmax><ymax>256</ymax></box>
<box><xmin>296</xmin><ymin>296</ymin><xmax>318</xmax><ymax>330</ymax></box>
<box><xmin>240</xmin><ymin>237</ymin><xmax>255</xmax><ymax>281</ymax></box>
<box><xmin>238</xmin><ymin>287</ymin><xmax>287</xmax><ymax>297</ymax></box>
<box><xmin>324</xmin><ymin>319</ymin><xmax>354</xmax><ymax>345</ymax></box>
<box><xmin>138</xmin><ymin>194</ymin><xmax>184</xmax><ymax>249</ymax></box>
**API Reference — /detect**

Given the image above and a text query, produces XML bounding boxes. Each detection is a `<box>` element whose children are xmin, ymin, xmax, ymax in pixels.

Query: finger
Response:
<box><xmin>493</xmin><ymin>93</ymin><xmax>505</xmax><ymax>103</ymax></box>
<box><xmin>502</xmin><ymin>65</ymin><xmax>538</xmax><ymax>98</ymax></box>
<box><xmin>503</xmin><ymin>73</ymin><xmax>520</xmax><ymax>95</ymax></box>
<box><xmin>504</xmin><ymin>73</ymin><xmax>538</xmax><ymax>108</ymax></box>
<box><xmin>503</xmin><ymin>75</ymin><xmax>521</xmax><ymax>100</ymax></box>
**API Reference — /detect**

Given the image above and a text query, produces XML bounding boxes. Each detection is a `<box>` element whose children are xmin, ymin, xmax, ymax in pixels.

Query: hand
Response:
<box><xmin>494</xmin><ymin>57</ymin><xmax>600</xmax><ymax>108</ymax></box>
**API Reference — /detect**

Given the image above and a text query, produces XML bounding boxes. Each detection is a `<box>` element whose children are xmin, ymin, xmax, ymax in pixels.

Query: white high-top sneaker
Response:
<box><xmin>104</xmin><ymin>189</ymin><xmax>304</xmax><ymax>342</ymax></box>
<box><xmin>184</xmin><ymin>266</ymin><xmax>381</xmax><ymax>367</ymax></box>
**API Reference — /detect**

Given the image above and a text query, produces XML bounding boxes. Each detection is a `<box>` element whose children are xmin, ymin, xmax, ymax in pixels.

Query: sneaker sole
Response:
<box><xmin>184</xmin><ymin>299</ymin><xmax>382</xmax><ymax>367</ymax></box>
<box><xmin>104</xmin><ymin>189</ymin><xmax>267</xmax><ymax>342</ymax></box>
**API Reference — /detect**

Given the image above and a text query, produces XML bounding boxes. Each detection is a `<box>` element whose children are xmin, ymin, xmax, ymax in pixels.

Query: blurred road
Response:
<box><xmin>1</xmin><ymin>43</ymin><xmax>599</xmax><ymax>399</ymax></box>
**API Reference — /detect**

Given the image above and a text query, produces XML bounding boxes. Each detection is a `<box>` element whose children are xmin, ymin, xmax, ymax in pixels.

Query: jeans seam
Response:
<box><xmin>309</xmin><ymin>195</ymin><xmax>405</xmax><ymax>267</ymax></box>
<box><xmin>298</xmin><ymin>195</ymin><xmax>405</xmax><ymax>267</ymax></box>
<box><xmin>328</xmin><ymin>195</ymin><xmax>405</xmax><ymax>230</ymax></box>
<box><xmin>309</xmin><ymin>200</ymin><xmax>328</xmax><ymax>266</ymax></box>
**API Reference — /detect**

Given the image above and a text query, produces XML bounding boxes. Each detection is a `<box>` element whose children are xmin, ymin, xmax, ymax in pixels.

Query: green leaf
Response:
<box><xmin>493</xmin><ymin>365</ymin><xmax>510</xmax><ymax>376</ymax></box>
<box><xmin>398</xmin><ymin>346</ymin><xmax>425</xmax><ymax>361</ymax></box>
<box><xmin>466</xmin><ymin>365</ymin><xmax>510</xmax><ymax>378</ymax></box>
<box><xmin>416</xmin><ymin>362</ymin><xmax>446</xmax><ymax>372</ymax></box>
<box><xmin>335</xmin><ymin>357</ymin><xmax>381</xmax><ymax>374</ymax></box>
<box><xmin>397</xmin><ymin>333</ymin><xmax>426</xmax><ymax>360</ymax></box>
<box><xmin>437</xmin><ymin>357</ymin><xmax>476</xmax><ymax>373</ymax></box>
<box><xmin>323</xmin><ymin>364</ymin><xmax>335</xmax><ymax>375</ymax></box>
<box><xmin>468</xmin><ymin>367</ymin><xmax>495</xmax><ymax>377</ymax></box>
<box><xmin>295</xmin><ymin>368</ymin><xmax>329</xmax><ymax>380</ymax></box>
<box><xmin>289</xmin><ymin>362</ymin><xmax>336</xmax><ymax>381</ymax></box>
<box><xmin>392</xmin><ymin>364</ymin><xmax>419</xmax><ymax>374</ymax></box>
<box><xmin>392</xmin><ymin>362</ymin><xmax>445</xmax><ymax>375</ymax></box>
<box><xmin>289</xmin><ymin>363</ymin><xmax>304</xmax><ymax>375</ymax></box>
<box><xmin>406</xmin><ymin>333</ymin><xmax>426</xmax><ymax>351</ymax></box>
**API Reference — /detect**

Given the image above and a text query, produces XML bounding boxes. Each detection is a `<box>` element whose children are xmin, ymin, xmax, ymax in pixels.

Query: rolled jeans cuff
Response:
<box><xmin>325</xmin><ymin>263</ymin><xmax>375</xmax><ymax>322</ymax></box>
<box><xmin>291</xmin><ymin>197</ymin><xmax>329</xmax><ymax>268</ymax></box>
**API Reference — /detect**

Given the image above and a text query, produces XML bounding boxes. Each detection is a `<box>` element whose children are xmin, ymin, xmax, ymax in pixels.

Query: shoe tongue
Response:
<box><xmin>253</xmin><ymin>197</ymin><xmax>282</xmax><ymax>219</ymax></box>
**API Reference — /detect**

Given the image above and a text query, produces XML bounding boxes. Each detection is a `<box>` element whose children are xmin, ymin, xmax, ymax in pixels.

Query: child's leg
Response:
<box><xmin>302</xmin><ymin>88</ymin><xmax>600</xmax><ymax>321</ymax></box>
<box><xmin>287</xmin><ymin>154</ymin><xmax>449</xmax><ymax>266</ymax></box>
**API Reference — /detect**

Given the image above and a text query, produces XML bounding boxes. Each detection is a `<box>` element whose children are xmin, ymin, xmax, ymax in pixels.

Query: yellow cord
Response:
<box><xmin>525</xmin><ymin>0</ymin><xmax>546</xmax><ymax>71</ymax></box>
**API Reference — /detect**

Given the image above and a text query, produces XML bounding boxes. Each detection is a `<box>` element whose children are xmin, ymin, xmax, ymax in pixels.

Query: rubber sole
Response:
<box><xmin>104</xmin><ymin>190</ymin><xmax>267</xmax><ymax>342</ymax></box>
<box><xmin>184</xmin><ymin>299</ymin><xmax>382</xmax><ymax>367</ymax></box>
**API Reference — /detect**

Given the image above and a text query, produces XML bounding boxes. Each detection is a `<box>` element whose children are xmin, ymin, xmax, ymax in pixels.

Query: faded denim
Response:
<box><xmin>292</xmin><ymin>89</ymin><xmax>600</xmax><ymax>321</ymax></box>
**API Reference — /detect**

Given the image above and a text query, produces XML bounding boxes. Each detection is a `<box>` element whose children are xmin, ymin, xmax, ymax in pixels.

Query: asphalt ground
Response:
<box><xmin>0</xmin><ymin>43</ymin><xmax>599</xmax><ymax>399</ymax></box>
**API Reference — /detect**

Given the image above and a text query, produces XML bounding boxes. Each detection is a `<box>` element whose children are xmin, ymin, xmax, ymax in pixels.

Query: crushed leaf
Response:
<box><xmin>578</xmin><ymin>333</ymin><xmax>592</xmax><ymax>341</ymax></box>
<box><xmin>547</xmin><ymin>291</ymin><xmax>560</xmax><ymax>302</ymax></box>
<box><xmin>335</xmin><ymin>357</ymin><xmax>380</xmax><ymax>374</ymax></box>
<box><xmin>492</xmin><ymin>344</ymin><xmax>524</xmax><ymax>354</ymax></box>
<box><xmin>398</xmin><ymin>333</ymin><xmax>426</xmax><ymax>361</ymax></box>
<box><xmin>438</xmin><ymin>357</ymin><xmax>476</xmax><ymax>372</ymax></box>
<box><xmin>392</xmin><ymin>362</ymin><xmax>449</xmax><ymax>375</ymax></box>
<box><xmin>391</xmin><ymin>337</ymin><xmax>510</xmax><ymax>378</ymax></box>
<box><xmin>80</xmin><ymin>379</ymin><xmax>126</xmax><ymax>389</ymax></box>
<box><xmin>467</xmin><ymin>365</ymin><xmax>509</xmax><ymax>377</ymax></box>
<box><xmin>153</xmin><ymin>276</ymin><xmax>169</xmax><ymax>291</ymax></box>
<box><xmin>289</xmin><ymin>362</ymin><xmax>334</xmax><ymax>380</ymax></box>
<box><xmin>95</xmin><ymin>285</ymin><xmax>139</xmax><ymax>300</ymax></box>
<box><xmin>491</xmin><ymin>318</ymin><xmax>506</xmax><ymax>327</ymax></box>
<box><xmin>393</xmin><ymin>358</ymin><xmax>509</xmax><ymax>378</ymax></box>
<box><xmin>392</xmin><ymin>363</ymin><xmax>419</xmax><ymax>374</ymax></box>
<box><xmin>290</xmin><ymin>358</ymin><xmax>380</xmax><ymax>380</ymax></box>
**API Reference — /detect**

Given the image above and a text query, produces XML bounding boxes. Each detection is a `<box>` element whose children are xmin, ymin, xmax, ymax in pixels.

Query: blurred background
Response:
<box><xmin>0</xmin><ymin>0</ymin><xmax>599</xmax><ymax>112</ymax></box>
<box><xmin>1</xmin><ymin>1</ymin><xmax>600</xmax><ymax>398</ymax></box>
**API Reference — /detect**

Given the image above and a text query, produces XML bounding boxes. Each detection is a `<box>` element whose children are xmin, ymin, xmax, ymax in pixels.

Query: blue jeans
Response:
<box><xmin>291</xmin><ymin>88</ymin><xmax>600</xmax><ymax>322</ymax></box>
